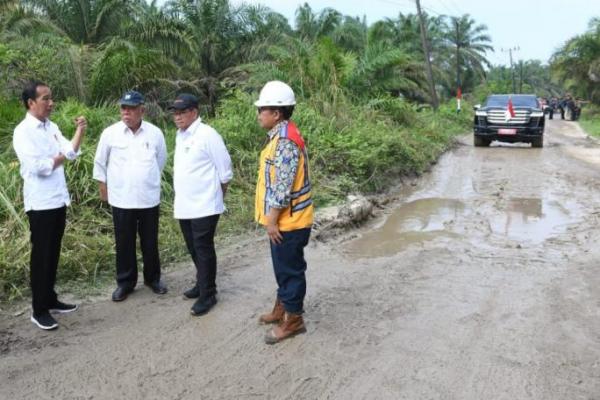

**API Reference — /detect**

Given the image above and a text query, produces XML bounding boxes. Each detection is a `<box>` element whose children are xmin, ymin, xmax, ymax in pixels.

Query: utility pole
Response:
<box><xmin>415</xmin><ymin>0</ymin><xmax>439</xmax><ymax>110</ymax></box>
<box><xmin>455</xmin><ymin>20</ymin><xmax>460</xmax><ymax>92</ymax></box>
<box><xmin>519</xmin><ymin>61</ymin><xmax>524</xmax><ymax>93</ymax></box>
<box><xmin>501</xmin><ymin>46</ymin><xmax>519</xmax><ymax>93</ymax></box>
<box><xmin>455</xmin><ymin>19</ymin><xmax>461</xmax><ymax>112</ymax></box>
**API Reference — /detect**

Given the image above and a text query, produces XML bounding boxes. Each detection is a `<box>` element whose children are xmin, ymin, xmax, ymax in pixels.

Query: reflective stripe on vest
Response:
<box><xmin>255</xmin><ymin>121</ymin><xmax>314</xmax><ymax>231</ymax></box>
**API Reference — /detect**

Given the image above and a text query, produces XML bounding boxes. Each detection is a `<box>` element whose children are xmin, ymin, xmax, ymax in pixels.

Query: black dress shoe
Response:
<box><xmin>183</xmin><ymin>286</ymin><xmax>200</xmax><ymax>300</ymax></box>
<box><xmin>145</xmin><ymin>280</ymin><xmax>168</xmax><ymax>295</ymax></box>
<box><xmin>112</xmin><ymin>286</ymin><xmax>133</xmax><ymax>302</ymax></box>
<box><xmin>190</xmin><ymin>295</ymin><xmax>217</xmax><ymax>316</ymax></box>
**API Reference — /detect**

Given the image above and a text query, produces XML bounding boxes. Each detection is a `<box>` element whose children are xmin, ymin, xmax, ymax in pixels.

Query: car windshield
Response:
<box><xmin>484</xmin><ymin>95</ymin><xmax>539</xmax><ymax>108</ymax></box>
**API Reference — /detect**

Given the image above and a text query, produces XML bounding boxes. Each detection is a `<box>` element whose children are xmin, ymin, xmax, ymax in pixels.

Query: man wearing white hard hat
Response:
<box><xmin>254</xmin><ymin>81</ymin><xmax>314</xmax><ymax>344</ymax></box>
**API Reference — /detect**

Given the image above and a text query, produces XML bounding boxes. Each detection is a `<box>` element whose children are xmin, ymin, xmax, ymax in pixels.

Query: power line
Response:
<box><xmin>420</xmin><ymin>4</ymin><xmax>445</xmax><ymax>16</ymax></box>
<box><xmin>501</xmin><ymin>46</ymin><xmax>520</xmax><ymax>93</ymax></box>
<box><xmin>427</xmin><ymin>0</ymin><xmax>456</xmax><ymax>16</ymax></box>
<box><xmin>438</xmin><ymin>0</ymin><xmax>464</xmax><ymax>16</ymax></box>
<box><xmin>373</xmin><ymin>0</ymin><xmax>445</xmax><ymax>16</ymax></box>
<box><xmin>372</xmin><ymin>0</ymin><xmax>415</xmax><ymax>9</ymax></box>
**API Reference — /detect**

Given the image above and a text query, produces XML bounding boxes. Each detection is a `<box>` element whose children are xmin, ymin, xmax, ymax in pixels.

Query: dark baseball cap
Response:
<box><xmin>119</xmin><ymin>90</ymin><xmax>144</xmax><ymax>106</ymax></box>
<box><xmin>168</xmin><ymin>93</ymin><xmax>199</xmax><ymax>110</ymax></box>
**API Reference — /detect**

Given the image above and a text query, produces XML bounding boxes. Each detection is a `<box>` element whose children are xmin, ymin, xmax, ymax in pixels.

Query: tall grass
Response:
<box><xmin>0</xmin><ymin>94</ymin><xmax>471</xmax><ymax>301</ymax></box>
<box><xmin>580</xmin><ymin>105</ymin><xmax>600</xmax><ymax>137</ymax></box>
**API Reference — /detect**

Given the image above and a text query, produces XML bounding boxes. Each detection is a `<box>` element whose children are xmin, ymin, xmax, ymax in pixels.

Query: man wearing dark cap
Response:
<box><xmin>170</xmin><ymin>93</ymin><xmax>233</xmax><ymax>316</ymax></box>
<box><xmin>93</xmin><ymin>90</ymin><xmax>168</xmax><ymax>301</ymax></box>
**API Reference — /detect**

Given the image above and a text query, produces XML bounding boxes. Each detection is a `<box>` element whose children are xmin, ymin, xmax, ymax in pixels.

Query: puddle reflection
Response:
<box><xmin>490</xmin><ymin>197</ymin><xmax>574</xmax><ymax>243</ymax></box>
<box><xmin>345</xmin><ymin>196</ymin><xmax>580</xmax><ymax>258</ymax></box>
<box><xmin>345</xmin><ymin>198</ymin><xmax>465</xmax><ymax>258</ymax></box>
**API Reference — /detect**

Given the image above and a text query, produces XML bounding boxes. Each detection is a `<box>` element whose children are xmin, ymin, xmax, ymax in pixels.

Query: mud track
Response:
<box><xmin>2</xmin><ymin>118</ymin><xmax>600</xmax><ymax>399</ymax></box>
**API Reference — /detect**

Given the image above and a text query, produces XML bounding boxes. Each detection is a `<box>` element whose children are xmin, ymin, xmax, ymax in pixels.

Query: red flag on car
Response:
<box><xmin>507</xmin><ymin>97</ymin><xmax>515</xmax><ymax>118</ymax></box>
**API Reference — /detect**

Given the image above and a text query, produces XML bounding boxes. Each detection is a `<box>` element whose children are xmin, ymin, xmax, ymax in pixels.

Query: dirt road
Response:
<box><xmin>2</xmin><ymin>118</ymin><xmax>600</xmax><ymax>399</ymax></box>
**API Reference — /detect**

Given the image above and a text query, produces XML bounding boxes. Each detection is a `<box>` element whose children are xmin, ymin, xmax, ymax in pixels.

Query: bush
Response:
<box><xmin>579</xmin><ymin>104</ymin><xmax>600</xmax><ymax>137</ymax></box>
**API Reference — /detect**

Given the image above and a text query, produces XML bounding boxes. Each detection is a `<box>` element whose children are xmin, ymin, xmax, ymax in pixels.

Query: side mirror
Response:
<box><xmin>473</xmin><ymin>104</ymin><xmax>481</xmax><ymax>111</ymax></box>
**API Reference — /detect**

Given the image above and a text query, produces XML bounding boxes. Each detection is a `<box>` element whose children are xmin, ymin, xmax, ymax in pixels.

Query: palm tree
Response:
<box><xmin>348</xmin><ymin>40</ymin><xmax>427</xmax><ymax>101</ymax></box>
<box><xmin>367</xmin><ymin>12</ymin><xmax>446</xmax><ymax>104</ymax></box>
<box><xmin>295</xmin><ymin>3</ymin><xmax>341</xmax><ymax>41</ymax></box>
<box><xmin>9</xmin><ymin>0</ymin><xmax>194</xmax><ymax>103</ymax></box>
<box><xmin>246</xmin><ymin>31</ymin><xmax>427</xmax><ymax>109</ymax></box>
<box><xmin>21</xmin><ymin>0</ymin><xmax>135</xmax><ymax>44</ymax></box>
<box><xmin>236</xmin><ymin>4</ymin><xmax>292</xmax><ymax>62</ymax></box>
<box><xmin>550</xmin><ymin>18</ymin><xmax>600</xmax><ymax>102</ymax></box>
<box><xmin>165</xmin><ymin>0</ymin><xmax>251</xmax><ymax>114</ymax></box>
<box><xmin>369</xmin><ymin>13</ymin><xmax>445</xmax><ymax>59</ymax></box>
<box><xmin>445</xmin><ymin>14</ymin><xmax>493</xmax><ymax>96</ymax></box>
<box><xmin>331</xmin><ymin>15</ymin><xmax>368</xmax><ymax>53</ymax></box>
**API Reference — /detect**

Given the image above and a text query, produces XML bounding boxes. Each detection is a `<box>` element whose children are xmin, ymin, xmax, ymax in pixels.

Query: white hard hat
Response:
<box><xmin>254</xmin><ymin>81</ymin><xmax>296</xmax><ymax>107</ymax></box>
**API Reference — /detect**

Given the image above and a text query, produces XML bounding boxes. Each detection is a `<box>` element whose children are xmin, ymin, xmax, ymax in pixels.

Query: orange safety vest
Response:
<box><xmin>255</xmin><ymin>121</ymin><xmax>314</xmax><ymax>231</ymax></box>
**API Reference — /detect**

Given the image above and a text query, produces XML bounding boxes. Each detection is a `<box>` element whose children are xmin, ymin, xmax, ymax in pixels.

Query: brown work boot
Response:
<box><xmin>264</xmin><ymin>312</ymin><xmax>306</xmax><ymax>344</ymax></box>
<box><xmin>258</xmin><ymin>298</ymin><xmax>284</xmax><ymax>324</ymax></box>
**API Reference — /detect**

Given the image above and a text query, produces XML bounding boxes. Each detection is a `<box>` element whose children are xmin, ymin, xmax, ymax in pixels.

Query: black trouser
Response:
<box><xmin>111</xmin><ymin>206</ymin><xmax>161</xmax><ymax>289</ymax></box>
<box><xmin>559</xmin><ymin>106</ymin><xmax>565</xmax><ymax>119</ymax></box>
<box><xmin>179</xmin><ymin>214</ymin><xmax>220</xmax><ymax>299</ymax></box>
<box><xmin>27</xmin><ymin>206</ymin><xmax>66</xmax><ymax>315</ymax></box>
<box><xmin>548</xmin><ymin>108</ymin><xmax>554</xmax><ymax>119</ymax></box>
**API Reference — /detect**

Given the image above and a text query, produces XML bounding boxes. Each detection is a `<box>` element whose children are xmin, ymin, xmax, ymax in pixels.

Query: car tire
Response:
<box><xmin>531</xmin><ymin>136</ymin><xmax>544</xmax><ymax>148</ymax></box>
<box><xmin>474</xmin><ymin>136</ymin><xmax>490</xmax><ymax>147</ymax></box>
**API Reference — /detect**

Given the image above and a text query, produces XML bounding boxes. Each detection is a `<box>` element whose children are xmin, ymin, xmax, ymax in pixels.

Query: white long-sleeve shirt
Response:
<box><xmin>13</xmin><ymin>112</ymin><xmax>79</xmax><ymax>212</ymax></box>
<box><xmin>93</xmin><ymin>120</ymin><xmax>167</xmax><ymax>209</ymax></box>
<box><xmin>173</xmin><ymin>118</ymin><xmax>233</xmax><ymax>219</ymax></box>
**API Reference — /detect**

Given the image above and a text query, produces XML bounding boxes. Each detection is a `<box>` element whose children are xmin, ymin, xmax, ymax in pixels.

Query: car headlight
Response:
<box><xmin>475</xmin><ymin>111</ymin><xmax>488</xmax><ymax>117</ymax></box>
<box><xmin>530</xmin><ymin>112</ymin><xmax>544</xmax><ymax>117</ymax></box>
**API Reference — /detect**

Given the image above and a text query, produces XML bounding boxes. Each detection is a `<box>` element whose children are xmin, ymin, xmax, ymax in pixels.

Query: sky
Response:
<box><xmin>232</xmin><ymin>0</ymin><xmax>600</xmax><ymax>66</ymax></box>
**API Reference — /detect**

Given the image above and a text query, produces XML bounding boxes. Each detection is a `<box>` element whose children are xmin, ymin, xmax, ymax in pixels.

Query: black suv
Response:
<box><xmin>473</xmin><ymin>94</ymin><xmax>545</xmax><ymax>148</ymax></box>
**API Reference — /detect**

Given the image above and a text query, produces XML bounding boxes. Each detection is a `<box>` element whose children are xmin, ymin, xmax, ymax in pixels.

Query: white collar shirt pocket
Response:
<box><xmin>96</xmin><ymin>121</ymin><xmax>165</xmax><ymax>209</ymax></box>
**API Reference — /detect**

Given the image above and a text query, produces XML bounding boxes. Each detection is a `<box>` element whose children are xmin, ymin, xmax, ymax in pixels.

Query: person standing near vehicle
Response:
<box><xmin>559</xmin><ymin>96</ymin><xmax>567</xmax><ymax>120</ymax></box>
<box><xmin>548</xmin><ymin>97</ymin><xmax>558</xmax><ymax>120</ymax></box>
<box><xmin>254</xmin><ymin>81</ymin><xmax>314</xmax><ymax>345</ymax></box>
<box><xmin>13</xmin><ymin>80</ymin><xmax>87</xmax><ymax>330</ymax></box>
<box><xmin>93</xmin><ymin>91</ymin><xmax>168</xmax><ymax>302</ymax></box>
<box><xmin>573</xmin><ymin>97</ymin><xmax>583</xmax><ymax>121</ymax></box>
<box><xmin>170</xmin><ymin>94</ymin><xmax>233</xmax><ymax>316</ymax></box>
<box><xmin>565</xmin><ymin>95</ymin><xmax>576</xmax><ymax>120</ymax></box>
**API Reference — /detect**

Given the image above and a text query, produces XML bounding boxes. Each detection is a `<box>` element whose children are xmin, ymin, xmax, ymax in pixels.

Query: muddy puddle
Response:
<box><xmin>344</xmin><ymin>198</ymin><xmax>465</xmax><ymax>258</ymax></box>
<box><xmin>488</xmin><ymin>197</ymin><xmax>580</xmax><ymax>244</ymax></box>
<box><xmin>345</xmin><ymin>196</ymin><xmax>582</xmax><ymax>258</ymax></box>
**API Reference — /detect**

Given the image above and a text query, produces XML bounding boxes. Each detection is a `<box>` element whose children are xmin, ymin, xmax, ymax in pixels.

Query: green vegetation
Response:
<box><xmin>550</xmin><ymin>18</ymin><xmax>600</xmax><ymax>103</ymax></box>
<box><xmin>0</xmin><ymin>93</ymin><xmax>471</xmax><ymax>301</ymax></box>
<box><xmin>549</xmin><ymin>18</ymin><xmax>600</xmax><ymax>135</ymax></box>
<box><xmin>579</xmin><ymin>105</ymin><xmax>600</xmax><ymax>137</ymax></box>
<box><xmin>0</xmin><ymin>0</ymin><xmax>483</xmax><ymax>301</ymax></box>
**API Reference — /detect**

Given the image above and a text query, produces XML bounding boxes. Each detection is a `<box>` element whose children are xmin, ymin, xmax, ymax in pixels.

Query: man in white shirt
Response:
<box><xmin>170</xmin><ymin>94</ymin><xmax>233</xmax><ymax>316</ymax></box>
<box><xmin>13</xmin><ymin>80</ymin><xmax>86</xmax><ymax>330</ymax></box>
<box><xmin>93</xmin><ymin>91</ymin><xmax>168</xmax><ymax>302</ymax></box>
